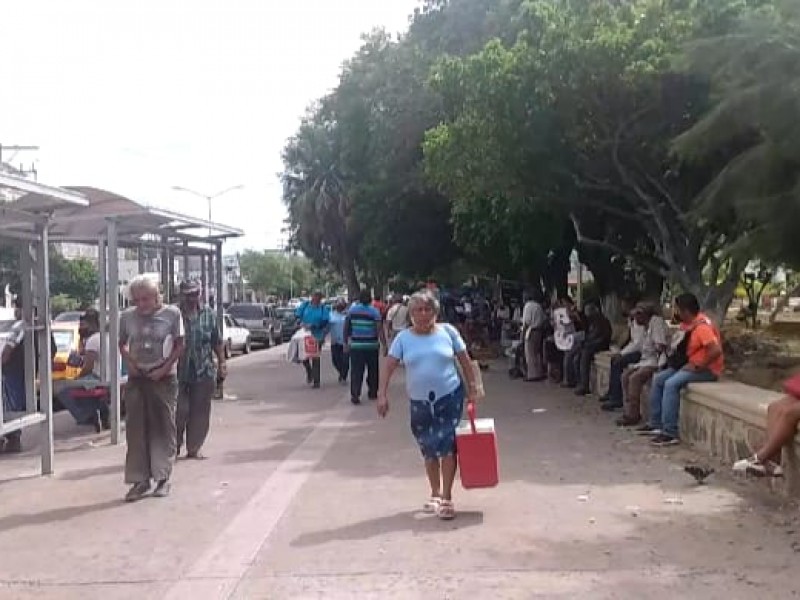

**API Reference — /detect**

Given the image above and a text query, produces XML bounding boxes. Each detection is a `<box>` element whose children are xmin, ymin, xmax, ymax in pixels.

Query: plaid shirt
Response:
<box><xmin>178</xmin><ymin>306</ymin><xmax>220</xmax><ymax>383</ymax></box>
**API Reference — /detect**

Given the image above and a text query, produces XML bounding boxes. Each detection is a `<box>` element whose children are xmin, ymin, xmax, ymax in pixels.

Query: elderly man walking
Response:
<box><xmin>177</xmin><ymin>280</ymin><xmax>225</xmax><ymax>460</ymax></box>
<box><xmin>119</xmin><ymin>275</ymin><xmax>185</xmax><ymax>502</ymax></box>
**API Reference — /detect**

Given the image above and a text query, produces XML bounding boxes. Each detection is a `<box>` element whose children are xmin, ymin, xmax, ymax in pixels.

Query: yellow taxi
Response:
<box><xmin>51</xmin><ymin>322</ymin><xmax>83</xmax><ymax>381</ymax></box>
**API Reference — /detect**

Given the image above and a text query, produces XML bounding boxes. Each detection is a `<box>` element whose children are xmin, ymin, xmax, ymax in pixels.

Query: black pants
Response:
<box><xmin>331</xmin><ymin>343</ymin><xmax>349</xmax><ymax>381</ymax></box>
<box><xmin>350</xmin><ymin>348</ymin><xmax>379</xmax><ymax>400</ymax></box>
<box><xmin>579</xmin><ymin>343</ymin><xmax>608</xmax><ymax>391</ymax></box>
<box><xmin>303</xmin><ymin>357</ymin><xmax>321</xmax><ymax>387</ymax></box>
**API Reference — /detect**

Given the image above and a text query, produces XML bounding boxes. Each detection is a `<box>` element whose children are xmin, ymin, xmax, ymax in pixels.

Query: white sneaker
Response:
<box><xmin>733</xmin><ymin>456</ymin><xmax>767</xmax><ymax>476</ymax></box>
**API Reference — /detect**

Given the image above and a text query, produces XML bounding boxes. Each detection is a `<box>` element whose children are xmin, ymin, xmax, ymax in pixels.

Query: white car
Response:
<box><xmin>222</xmin><ymin>314</ymin><xmax>251</xmax><ymax>358</ymax></box>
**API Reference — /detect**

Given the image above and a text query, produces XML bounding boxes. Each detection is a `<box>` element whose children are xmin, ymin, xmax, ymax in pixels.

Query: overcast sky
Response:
<box><xmin>0</xmin><ymin>0</ymin><xmax>419</xmax><ymax>252</ymax></box>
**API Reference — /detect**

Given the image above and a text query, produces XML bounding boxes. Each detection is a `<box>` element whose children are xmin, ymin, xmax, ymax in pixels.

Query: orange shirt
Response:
<box><xmin>685</xmin><ymin>313</ymin><xmax>723</xmax><ymax>376</ymax></box>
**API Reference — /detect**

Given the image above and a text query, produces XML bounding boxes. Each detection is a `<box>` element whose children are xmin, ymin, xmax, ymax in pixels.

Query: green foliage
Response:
<box><xmin>238</xmin><ymin>251</ymin><xmax>334</xmax><ymax>299</ymax></box>
<box><xmin>50</xmin><ymin>294</ymin><xmax>80</xmax><ymax>315</ymax></box>
<box><xmin>49</xmin><ymin>252</ymin><xmax>98</xmax><ymax>308</ymax></box>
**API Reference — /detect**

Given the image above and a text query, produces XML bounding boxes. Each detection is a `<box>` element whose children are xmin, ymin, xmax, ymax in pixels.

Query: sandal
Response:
<box><xmin>437</xmin><ymin>499</ymin><xmax>456</xmax><ymax>520</ymax></box>
<box><xmin>423</xmin><ymin>496</ymin><xmax>442</xmax><ymax>514</ymax></box>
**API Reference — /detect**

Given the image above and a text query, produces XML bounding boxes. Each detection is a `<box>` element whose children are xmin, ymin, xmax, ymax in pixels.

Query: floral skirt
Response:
<box><xmin>409</xmin><ymin>384</ymin><xmax>464</xmax><ymax>460</ymax></box>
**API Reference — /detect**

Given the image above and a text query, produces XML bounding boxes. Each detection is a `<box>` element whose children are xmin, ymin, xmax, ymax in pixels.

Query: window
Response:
<box><xmin>52</xmin><ymin>330</ymin><xmax>75</xmax><ymax>353</ymax></box>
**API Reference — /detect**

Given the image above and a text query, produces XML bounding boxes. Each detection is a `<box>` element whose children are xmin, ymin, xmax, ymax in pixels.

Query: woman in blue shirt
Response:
<box><xmin>295</xmin><ymin>291</ymin><xmax>330</xmax><ymax>388</ymax></box>
<box><xmin>378</xmin><ymin>290</ymin><xmax>478</xmax><ymax>520</ymax></box>
<box><xmin>328</xmin><ymin>300</ymin><xmax>349</xmax><ymax>383</ymax></box>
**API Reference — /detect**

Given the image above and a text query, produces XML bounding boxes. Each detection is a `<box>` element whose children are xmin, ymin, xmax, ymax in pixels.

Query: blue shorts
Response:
<box><xmin>409</xmin><ymin>384</ymin><xmax>464</xmax><ymax>460</ymax></box>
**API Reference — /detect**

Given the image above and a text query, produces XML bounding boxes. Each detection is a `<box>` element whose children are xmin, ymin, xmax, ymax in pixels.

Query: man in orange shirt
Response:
<box><xmin>639</xmin><ymin>293</ymin><xmax>723</xmax><ymax>446</ymax></box>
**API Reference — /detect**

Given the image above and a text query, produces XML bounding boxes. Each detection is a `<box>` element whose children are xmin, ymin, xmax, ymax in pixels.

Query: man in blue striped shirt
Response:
<box><xmin>345</xmin><ymin>289</ymin><xmax>387</xmax><ymax>405</ymax></box>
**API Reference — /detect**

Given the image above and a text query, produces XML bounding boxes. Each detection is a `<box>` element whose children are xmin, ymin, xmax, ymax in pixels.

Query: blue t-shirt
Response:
<box><xmin>389</xmin><ymin>324</ymin><xmax>466</xmax><ymax>400</ymax></box>
<box><xmin>328</xmin><ymin>311</ymin><xmax>346</xmax><ymax>345</ymax></box>
<box><xmin>295</xmin><ymin>301</ymin><xmax>330</xmax><ymax>342</ymax></box>
<box><xmin>347</xmin><ymin>303</ymin><xmax>382</xmax><ymax>350</ymax></box>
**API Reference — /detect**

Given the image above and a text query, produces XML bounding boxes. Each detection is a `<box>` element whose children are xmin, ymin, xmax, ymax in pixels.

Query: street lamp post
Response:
<box><xmin>171</xmin><ymin>184</ymin><xmax>243</xmax><ymax>305</ymax></box>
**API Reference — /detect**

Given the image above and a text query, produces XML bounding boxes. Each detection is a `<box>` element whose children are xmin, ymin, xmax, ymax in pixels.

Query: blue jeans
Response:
<box><xmin>648</xmin><ymin>368</ymin><xmax>717</xmax><ymax>438</ymax></box>
<box><xmin>57</xmin><ymin>376</ymin><xmax>108</xmax><ymax>425</ymax></box>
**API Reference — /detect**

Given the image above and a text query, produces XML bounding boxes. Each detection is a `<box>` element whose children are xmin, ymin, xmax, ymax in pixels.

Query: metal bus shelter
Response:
<box><xmin>0</xmin><ymin>173</ymin><xmax>89</xmax><ymax>474</ymax></box>
<box><xmin>1</xmin><ymin>181</ymin><xmax>242</xmax><ymax>475</ymax></box>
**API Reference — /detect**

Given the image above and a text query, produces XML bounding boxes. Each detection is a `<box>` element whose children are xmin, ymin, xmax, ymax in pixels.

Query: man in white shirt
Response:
<box><xmin>57</xmin><ymin>309</ymin><xmax>111</xmax><ymax>431</ymax></box>
<box><xmin>614</xmin><ymin>303</ymin><xmax>670</xmax><ymax>426</ymax></box>
<box><xmin>386</xmin><ymin>295</ymin><xmax>409</xmax><ymax>345</ymax></box>
<box><xmin>522</xmin><ymin>289</ymin><xmax>547</xmax><ymax>381</ymax></box>
<box><xmin>600</xmin><ymin>304</ymin><xmax>647</xmax><ymax>410</ymax></box>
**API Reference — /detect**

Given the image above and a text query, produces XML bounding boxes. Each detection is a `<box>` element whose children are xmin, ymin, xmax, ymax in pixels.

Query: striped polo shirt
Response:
<box><xmin>347</xmin><ymin>303</ymin><xmax>382</xmax><ymax>350</ymax></box>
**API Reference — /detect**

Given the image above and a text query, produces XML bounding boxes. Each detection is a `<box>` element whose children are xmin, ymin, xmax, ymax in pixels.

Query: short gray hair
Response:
<box><xmin>408</xmin><ymin>290</ymin><xmax>440</xmax><ymax>315</ymax></box>
<box><xmin>128</xmin><ymin>275</ymin><xmax>162</xmax><ymax>303</ymax></box>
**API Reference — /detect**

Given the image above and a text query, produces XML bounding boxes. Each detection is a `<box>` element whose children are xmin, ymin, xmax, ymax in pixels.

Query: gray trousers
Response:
<box><xmin>124</xmin><ymin>376</ymin><xmax>178</xmax><ymax>484</ymax></box>
<box><xmin>524</xmin><ymin>328</ymin><xmax>545</xmax><ymax>379</ymax></box>
<box><xmin>177</xmin><ymin>377</ymin><xmax>215</xmax><ymax>455</ymax></box>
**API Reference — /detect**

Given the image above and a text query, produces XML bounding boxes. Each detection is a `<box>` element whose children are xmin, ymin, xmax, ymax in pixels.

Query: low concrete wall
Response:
<box><xmin>592</xmin><ymin>353</ymin><xmax>800</xmax><ymax>496</ymax></box>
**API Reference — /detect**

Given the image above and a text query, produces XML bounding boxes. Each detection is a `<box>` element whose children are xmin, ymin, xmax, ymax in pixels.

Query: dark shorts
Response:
<box><xmin>409</xmin><ymin>384</ymin><xmax>464</xmax><ymax>460</ymax></box>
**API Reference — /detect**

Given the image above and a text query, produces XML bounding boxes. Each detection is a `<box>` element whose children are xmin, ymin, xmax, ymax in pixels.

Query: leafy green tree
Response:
<box><xmin>49</xmin><ymin>251</ymin><xmax>98</xmax><ymax>308</ymax></box>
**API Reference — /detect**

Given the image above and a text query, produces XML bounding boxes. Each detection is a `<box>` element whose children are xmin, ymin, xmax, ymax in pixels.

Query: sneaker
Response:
<box><xmin>350</xmin><ymin>396</ymin><xmax>361</xmax><ymax>405</ymax></box>
<box><xmin>153</xmin><ymin>479</ymin><xmax>171</xmax><ymax>498</ymax></box>
<box><xmin>601</xmin><ymin>402</ymin><xmax>623</xmax><ymax>412</ymax></box>
<box><xmin>574</xmin><ymin>388</ymin><xmax>590</xmax><ymax>397</ymax></box>
<box><xmin>616</xmin><ymin>416</ymin><xmax>641</xmax><ymax>427</ymax></box>
<box><xmin>650</xmin><ymin>434</ymin><xmax>680</xmax><ymax>447</ymax></box>
<box><xmin>732</xmin><ymin>456</ymin><xmax>783</xmax><ymax>477</ymax></box>
<box><xmin>125</xmin><ymin>481</ymin><xmax>151</xmax><ymax>502</ymax></box>
<box><xmin>636</xmin><ymin>425</ymin><xmax>661</xmax><ymax>436</ymax></box>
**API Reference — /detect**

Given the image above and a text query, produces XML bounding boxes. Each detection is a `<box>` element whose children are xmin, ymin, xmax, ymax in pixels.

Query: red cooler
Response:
<box><xmin>456</xmin><ymin>403</ymin><xmax>499</xmax><ymax>489</ymax></box>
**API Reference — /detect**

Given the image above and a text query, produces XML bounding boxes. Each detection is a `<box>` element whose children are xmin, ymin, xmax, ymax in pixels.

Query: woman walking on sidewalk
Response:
<box><xmin>119</xmin><ymin>276</ymin><xmax>185</xmax><ymax>502</ymax></box>
<box><xmin>294</xmin><ymin>291</ymin><xmax>329</xmax><ymax>388</ymax></box>
<box><xmin>377</xmin><ymin>290</ymin><xmax>479</xmax><ymax>520</ymax></box>
<box><xmin>328</xmin><ymin>300</ymin><xmax>349</xmax><ymax>383</ymax></box>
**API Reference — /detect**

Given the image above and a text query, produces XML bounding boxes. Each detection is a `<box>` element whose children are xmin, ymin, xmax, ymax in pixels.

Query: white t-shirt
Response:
<box><xmin>387</xmin><ymin>304</ymin><xmax>409</xmax><ymax>332</ymax></box>
<box><xmin>522</xmin><ymin>301</ymin><xmax>546</xmax><ymax>329</ymax></box>
<box><xmin>84</xmin><ymin>332</ymin><xmax>104</xmax><ymax>378</ymax></box>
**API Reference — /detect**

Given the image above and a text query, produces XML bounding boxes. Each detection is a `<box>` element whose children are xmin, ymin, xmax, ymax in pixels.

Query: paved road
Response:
<box><xmin>0</xmin><ymin>347</ymin><xmax>799</xmax><ymax>599</ymax></box>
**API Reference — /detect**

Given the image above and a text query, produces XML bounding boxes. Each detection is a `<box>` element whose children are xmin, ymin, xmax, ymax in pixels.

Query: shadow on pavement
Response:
<box><xmin>57</xmin><ymin>464</ymin><xmax>123</xmax><ymax>481</ymax></box>
<box><xmin>291</xmin><ymin>510</ymin><xmax>484</xmax><ymax>547</ymax></box>
<box><xmin>0</xmin><ymin>499</ymin><xmax>123</xmax><ymax>533</ymax></box>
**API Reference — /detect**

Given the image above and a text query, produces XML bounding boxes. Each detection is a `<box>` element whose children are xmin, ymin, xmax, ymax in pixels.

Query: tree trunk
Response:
<box><xmin>343</xmin><ymin>261</ymin><xmax>360</xmax><ymax>301</ymax></box>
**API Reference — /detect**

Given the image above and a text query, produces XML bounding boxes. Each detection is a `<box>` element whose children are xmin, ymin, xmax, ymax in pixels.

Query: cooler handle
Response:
<box><xmin>467</xmin><ymin>401</ymin><xmax>477</xmax><ymax>434</ymax></box>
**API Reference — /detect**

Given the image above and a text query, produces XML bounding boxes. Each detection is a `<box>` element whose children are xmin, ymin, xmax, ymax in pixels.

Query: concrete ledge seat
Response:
<box><xmin>592</xmin><ymin>351</ymin><xmax>800</xmax><ymax>496</ymax></box>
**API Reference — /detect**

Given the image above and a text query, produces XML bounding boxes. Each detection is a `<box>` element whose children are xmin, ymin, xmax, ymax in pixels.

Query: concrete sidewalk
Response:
<box><xmin>0</xmin><ymin>348</ymin><xmax>798</xmax><ymax>599</ymax></box>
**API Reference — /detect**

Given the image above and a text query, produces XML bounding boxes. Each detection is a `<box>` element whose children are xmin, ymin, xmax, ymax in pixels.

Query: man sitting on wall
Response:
<box><xmin>599</xmin><ymin>302</ymin><xmax>647</xmax><ymax>411</ymax></box>
<box><xmin>639</xmin><ymin>293</ymin><xmax>723</xmax><ymax>446</ymax></box>
<box><xmin>614</xmin><ymin>303</ymin><xmax>670</xmax><ymax>427</ymax></box>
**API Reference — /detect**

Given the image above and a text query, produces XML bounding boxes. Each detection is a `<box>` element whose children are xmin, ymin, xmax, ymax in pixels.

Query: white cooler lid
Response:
<box><xmin>456</xmin><ymin>418</ymin><xmax>495</xmax><ymax>435</ymax></box>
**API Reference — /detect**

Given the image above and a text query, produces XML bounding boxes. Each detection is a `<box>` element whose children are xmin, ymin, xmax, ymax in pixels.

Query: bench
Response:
<box><xmin>592</xmin><ymin>351</ymin><xmax>800</xmax><ymax>496</ymax></box>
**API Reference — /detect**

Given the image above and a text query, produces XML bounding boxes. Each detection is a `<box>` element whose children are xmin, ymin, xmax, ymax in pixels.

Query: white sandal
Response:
<box><xmin>437</xmin><ymin>499</ymin><xmax>456</xmax><ymax>520</ymax></box>
<box><xmin>423</xmin><ymin>496</ymin><xmax>442</xmax><ymax>514</ymax></box>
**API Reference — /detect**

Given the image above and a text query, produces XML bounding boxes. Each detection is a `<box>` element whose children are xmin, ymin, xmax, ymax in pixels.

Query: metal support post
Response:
<box><xmin>98</xmin><ymin>236</ymin><xmax>108</xmax><ymax>383</ymax></box>
<box><xmin>107</xmin><ymin>220</ymin><xmax>121</xmax><ymax>444</ymax></box>
<box><xmin>20</xmin><ymin>242</ymin><xmax>36</xmax><ymax>413</ymax></box>
<box><xmin>35</xmin><ymin>223</ymin><xmax>54</xmax><ymax>475</ymax></box>
<box><xmin>215</xmin><ymin>242</ymin><xmax>224</xmax><ymax>399</ymax></box>
<box><xmin>200</xmin><ymin>254</ymin><xmax>208</xmax><ymax>304</ymax></box>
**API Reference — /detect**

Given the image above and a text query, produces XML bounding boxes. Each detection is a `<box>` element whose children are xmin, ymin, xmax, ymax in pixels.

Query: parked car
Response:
<box><xmin>51</xmin><ymin>323</ymin><xmax>83</xmax><ymax>382</ymax></box>
<box><xmin>276</xmin><ymin>307</ymin><xmax>301</xmax><ymax>342</ymax></box>
<box><xmin>222</xmin><ymin>314</ymin><xmax>251</xmax><ymax>357</ymax></box>
<box><xmin>227</xmin><ymin>303</ymin><xmax>282</xmax><ymax>348</ymax></box>
<box><xmin>53</xmin><ymin>311</ymin><xmax>84</xmax><ymax>323</ymax></box>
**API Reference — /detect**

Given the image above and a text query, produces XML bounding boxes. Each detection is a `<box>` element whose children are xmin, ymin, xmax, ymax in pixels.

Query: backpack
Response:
<box><xmin>665</xmin><ymin>317</ymin><xmax>714</xmax><ymax>371</ymax></box>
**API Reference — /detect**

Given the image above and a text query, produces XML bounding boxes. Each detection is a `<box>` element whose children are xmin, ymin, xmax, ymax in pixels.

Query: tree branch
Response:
<box><xmin>570</xmin><ymin>213</ymin><xmax>669</xmax><ymax>277</ymax></box>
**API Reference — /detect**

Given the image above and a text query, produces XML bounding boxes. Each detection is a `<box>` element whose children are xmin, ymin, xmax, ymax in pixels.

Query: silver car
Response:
<box><xmin>227</xmin><ymin>303</ymin><xmax>282</xmax><ymax>348</ymax></box>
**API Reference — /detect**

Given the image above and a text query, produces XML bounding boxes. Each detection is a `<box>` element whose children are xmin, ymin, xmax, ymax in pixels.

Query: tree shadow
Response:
<box><xmin>0</xmin><ymin>499</ymin><xmax>123</xmax><ymax>533</ymax></box>
<box><xmin>291</xmin><ymin>510</ymin><xmax>484</xmax><ymax>548</ymax></box>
